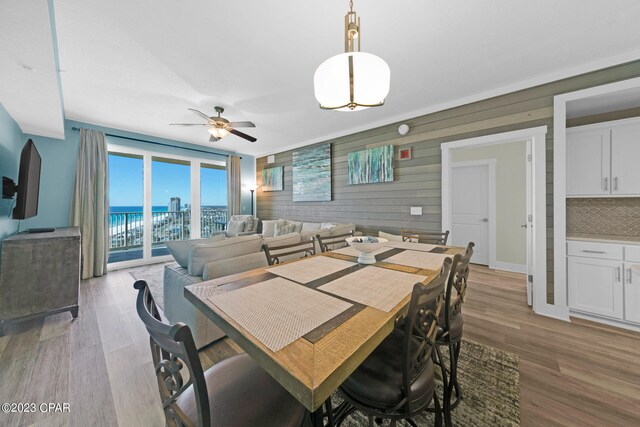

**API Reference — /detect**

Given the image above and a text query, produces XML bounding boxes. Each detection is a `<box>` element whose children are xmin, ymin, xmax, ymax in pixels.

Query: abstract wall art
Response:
<box><xmin>262</xmin><ymin>166</ymin><xmax>284</xmax><ymax>191</ymax></box>
<box><xmin>347</xmin><ymin>144</ymin><xmax>394</xmax><ymax>185</ymax></box>
<box><xmin>292</xmin><ymin>143</ymin><xmax>332</xmax><ymax>202</ymax></box>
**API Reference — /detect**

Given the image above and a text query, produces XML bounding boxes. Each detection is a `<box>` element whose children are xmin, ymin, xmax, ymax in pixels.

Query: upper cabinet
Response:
<box><xmin>611</xmin><ymin>123</ymin><xmax>640</xmax><ymax>195</ymax></box>
<box><xmin>567</xmin><ymin>118</ymin><xmax>640</xmax><ymax>197</ymax></box>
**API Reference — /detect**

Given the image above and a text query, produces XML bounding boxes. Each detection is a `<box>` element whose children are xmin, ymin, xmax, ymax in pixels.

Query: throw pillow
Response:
<box><xmin>274</xmin><ymin>223</ymin><xmax>295</xmax><ymax>236</ymax></box>
<box><xmin>262</xmin><ymin>219</ymin><xmax>285</xmax><ymax>237</ymax></box>
<box><xmin>165</xmin><ymin>234</ymin><xmax>226</xmax><ymax>268</ymax></box>
<box><xmin>321</xmin><ymin>222</ymin><xmax>338</xmax><ymax>229</ymax></box>
<box><xmin>285</xmin><ymin>220</ymin><xmax>303</xmax><ymax>233</ymax></box>
<box><xmin>300</xmin><ymin>222</ymin><xmax>322</xmax><ymax>232</ymax></box>
<box><xmin>227</xmin><ymin>220</ymin><xmax>246</xmax><ymax>236</ymax></box>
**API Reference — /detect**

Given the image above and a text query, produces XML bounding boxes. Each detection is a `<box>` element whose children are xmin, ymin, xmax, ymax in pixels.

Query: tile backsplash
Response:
<box><xmin>567</xmin><ymin>198</ymin><xmax>640</xmax><ymax>237</ymax></box>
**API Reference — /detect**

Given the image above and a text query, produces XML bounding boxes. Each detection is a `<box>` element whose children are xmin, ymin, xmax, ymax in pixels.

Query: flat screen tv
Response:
<box><xmin>6</xmin><ymin>139</ymin><xmax>42</xmax><ymax>219</ymax></box>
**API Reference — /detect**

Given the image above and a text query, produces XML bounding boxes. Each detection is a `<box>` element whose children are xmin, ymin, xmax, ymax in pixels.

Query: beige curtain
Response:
<box><xmin>226</xmin><ymin>155</ymin><xmax>241</xmax><ymax>217</ymax></box>
<box><xmin>71</xmin><ymin>129</ymin><xmax>109</xmax><ymax>279</ymax></box>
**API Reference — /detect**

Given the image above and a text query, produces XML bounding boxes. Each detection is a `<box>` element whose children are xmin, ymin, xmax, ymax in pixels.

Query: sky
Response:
<box><xmin>108</xmin><ymin>154</ymin><xmax>227</xmax><ymax>207</ymax></box>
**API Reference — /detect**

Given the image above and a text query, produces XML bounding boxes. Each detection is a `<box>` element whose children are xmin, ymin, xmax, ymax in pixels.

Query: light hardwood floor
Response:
<box><xmin>0</xmin><ymin>265</ymin><xmax>638</xmax><ymax>426</ymax></box>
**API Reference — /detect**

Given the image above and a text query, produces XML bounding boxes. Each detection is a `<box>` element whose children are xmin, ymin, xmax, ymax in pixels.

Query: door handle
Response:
<box><xmin>480</xmin><ymin>218</ymin><xmax>488</xmax><ymax>222</ymax></box>
<box><xmin>521</xmin><ymin>224</ymin><xmax>528</xmax><ymax>229</ymax></box>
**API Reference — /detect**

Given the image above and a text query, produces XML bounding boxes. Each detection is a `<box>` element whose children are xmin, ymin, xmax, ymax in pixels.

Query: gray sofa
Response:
<box><xmin>210</xmin><ymin>214</ymin><xmax>260</xmax><ymax>238</ymax></box>
<box><xmin>261</xmin><ymin>219</ymin><xmax>356</xmax><ymax>252</ymax></box>
<box><xmin>163</xmin><ymin>220</ymin><xmax>357</xmax><ymax>349</ymax></box>
<box><xmin>164</xmin><ymin>234</ymin><xmax>266</xmax><ymax>348</ymax></box>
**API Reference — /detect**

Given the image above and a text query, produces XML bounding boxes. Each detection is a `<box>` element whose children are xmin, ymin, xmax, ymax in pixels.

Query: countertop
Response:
<box><xmin>566</xmin><ymin>233</ymin><xmax>640</xmax><ymax>245</ymax></box>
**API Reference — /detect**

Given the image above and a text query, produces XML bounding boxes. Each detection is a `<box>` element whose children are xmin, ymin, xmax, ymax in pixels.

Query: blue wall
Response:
<box><xmin>1</xmin><ymin>111</ymin><xmax>255</xmax><ymax>237</ymax></box>
<box><xmin>0</xmin><ymin>103</ymin><xmax>24</xmax><ymax>240</ymax></box>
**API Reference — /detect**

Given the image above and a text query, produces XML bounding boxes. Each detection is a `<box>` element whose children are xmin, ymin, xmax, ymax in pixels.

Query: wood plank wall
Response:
<box><xmin>257</xmin><ymin>61</ymin><xmax>640</xmax><ymax>302</ymax></box>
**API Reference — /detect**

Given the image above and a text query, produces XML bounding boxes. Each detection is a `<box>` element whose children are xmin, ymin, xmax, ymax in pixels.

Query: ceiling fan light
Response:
<box><xmin>314</xmin><ymin>52</ymin><xmax>390</xmax><ymax>111</ymax></box>
<box><xmin>208</xmin><ymin>127</ymin><xmax>229</xmax><ymax>139</ymax></box>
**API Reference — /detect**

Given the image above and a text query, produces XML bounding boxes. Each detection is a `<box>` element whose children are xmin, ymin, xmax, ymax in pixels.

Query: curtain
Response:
<box><xmin>71</xmin><ymin>129</ymin><xmax>109</xmax><ymax>279</ymax></box>
<box><xmin>226</xmin><ymin>155</ymin><xmax>242</xmax><ymax>218</ymax></box>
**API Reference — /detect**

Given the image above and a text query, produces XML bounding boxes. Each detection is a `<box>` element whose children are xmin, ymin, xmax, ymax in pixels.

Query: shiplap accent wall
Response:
<box><xmin>257</xmin><ymin>61</ymin><xmax>640</xmax><ymax>302</ymax></box>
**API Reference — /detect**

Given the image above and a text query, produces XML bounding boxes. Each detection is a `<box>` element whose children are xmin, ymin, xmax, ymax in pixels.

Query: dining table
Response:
<box><xmin>184</xmin><ymin>240</ymin><xmax>464</xmax><ymax>426</ymax></box>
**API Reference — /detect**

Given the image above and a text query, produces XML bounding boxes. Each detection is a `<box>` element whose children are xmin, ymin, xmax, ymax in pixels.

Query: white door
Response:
<box><xmin>611</xmin><ymin>123</ymin><xmax>640</xmax><ymax>195</ymax></box>
<box><xmin>450</xmin><ymin>163</ymin><xmax>490</xmax><ymax>265</ymax></box>
<box><xmin>566</xmin><ymin>128</ymin><xmax>611</xmax><ymax>195</ymax></box>
<box><xmin>624</xmin><ymin>263</ymin><xmax>640</xmax><ymax>324</ymax></box>
<box><xmin>525</xmin><ymin>140</ymin><xmax>534</xmax><ymax>306</ymax></box>
<box><xmin>568</xmin><ymin>257</ymin><xmax>623</xmax><ymax>319</ymax></box>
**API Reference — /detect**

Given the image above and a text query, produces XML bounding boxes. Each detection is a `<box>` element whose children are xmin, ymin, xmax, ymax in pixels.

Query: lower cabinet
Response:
<box><xmin>568</xmin><ymin>256</ymin><xmax>624</xmax><ymax>319</ymax></box>
<box><xmin>624</xmin><ymin>265</ymin><xmax>640</xmax><ymax>324</ymax></box>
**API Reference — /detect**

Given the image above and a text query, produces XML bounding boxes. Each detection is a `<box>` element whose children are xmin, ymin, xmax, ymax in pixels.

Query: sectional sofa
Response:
<box><xmin>163</xmin><ymin>219</ymin><xmax>356</xmax><ymax>349</ymax></box>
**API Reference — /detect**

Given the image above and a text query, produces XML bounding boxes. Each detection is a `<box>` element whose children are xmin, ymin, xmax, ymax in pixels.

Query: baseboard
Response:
<box><xmin>570</xmin><ymin>310</ymin><xmax>640</xmax><ymax>333</ymax></box>
<box><xmin>490</xmin><ymin>261</ymin><xmax>527</xmax><ymax>274</ymax></box>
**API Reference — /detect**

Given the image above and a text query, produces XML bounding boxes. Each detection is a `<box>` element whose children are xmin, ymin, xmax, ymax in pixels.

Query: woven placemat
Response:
<box><xmin>332</xmin><ymin>246</ymin><xmax>394</xmax><ymax>258</ymax></box>
<box><xmin>208</xmin><ymin>277</ymin><xmax>352</xmax><ymax>352</ymax></box>
<box><xmin>267</xmin><ymin>256</ymin><xmax>356</xmax><ymax>284</ymax></box>
<box><xmin>382</xmin><ymin>241</ymin><xmax>437</xmax><ymax>252</ymax></box>
<box><xmin>318</xmin><ymin>266</ymin><xmax>427</xmax><ymax>312</ymax></box>
<box><xmin>384</xmin><ymin>250</ymin><xmax>450</xmax><ymax>270</ymax></box>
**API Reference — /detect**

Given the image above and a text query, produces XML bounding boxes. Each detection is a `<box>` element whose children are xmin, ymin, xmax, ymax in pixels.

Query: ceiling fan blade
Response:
<box><xmin>227</xmin><ymin>121</ymin><xmax>256</xmax><ymax>128</ymax></box>
<box><xmin>209</xmin><ymin>135</ymin><xmax>219</xmax><ymax>142</ymax></box>
<box><xmin>229</xmin><ymin>128</ymin><xmax>257</xmax><ymax>142</ymax></box>
<box><xmin>188</xmin><ymin>108</ymin><xmax>212</xmax><ymax>122</ymax></box>
<box><xmin>170</xmin><ymin>123</ymin><xmax>208</xmax><ymax>126</ymax></box>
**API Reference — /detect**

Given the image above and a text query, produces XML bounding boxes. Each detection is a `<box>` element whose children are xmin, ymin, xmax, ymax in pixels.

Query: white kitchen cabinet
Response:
<box><xmin>624</xmin><ymin>264</ymin><xmax>640</xmax><ymax>324</ymax></box>
<box><xmin>566</xmin><ymin>118</ymin><xmax>640</xmax><ymax>197</ymax></box>
<box><xmin>611</xmin><ymin>122</ymin><xmax>640</xmax><ymax>195</ymax></box>
<box><xmin>566</xmin><ymin>128</ymin><xmax>610</xmax><ymax>196</ymax></box>
<box><xmin>568</xmin><ymin>256</ymin><xmax>623</xmax><ymax>319</ymax></box>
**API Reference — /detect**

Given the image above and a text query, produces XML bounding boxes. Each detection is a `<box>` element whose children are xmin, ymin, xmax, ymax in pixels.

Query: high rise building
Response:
<box><xmin>169</xmin><ymin>197</ymin><xmax>181</xmax><ymax>212</ymax></box>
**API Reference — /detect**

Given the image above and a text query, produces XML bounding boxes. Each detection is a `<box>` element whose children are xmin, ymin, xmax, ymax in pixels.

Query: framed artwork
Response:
<box><xmin>399</xmin><ymin>147</ymin><xmax>412</xmax><ymax>160</ymax></box>
<box><xmin>347</xmin><ymin>144</ymin><xmax>394</xmax><ymax>185</ymax></box>
<box><xmin>292</xmin><ymin>143</ymin><xmax>331</xmax><ymax>202</ymax></box>
<box><xmin>262</xmin><ymin>166</ymin><xmax>284</xmax><ymax>191</ymax></box>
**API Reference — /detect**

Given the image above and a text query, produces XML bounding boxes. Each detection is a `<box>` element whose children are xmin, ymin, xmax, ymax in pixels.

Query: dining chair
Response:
<box><xmin>336</xmin><ymin>258</ymin><xmax>453</xmax><ymax>427</ymax></box>
<box><xmin>316</xmin><ymin>230</ymin><xmax>354</xmax><ymax>253</ymax></box>
<box><xmin>436</xmin><ymin>242</ymin><xmax>474</xmax><ymax>411</ymax></box>
<box><xmin>401</xmin><ymin>229</ymin><xmax>450</xmax><ymax>245</ymax></box>
<box><xmin>133</xmin><ymin>280</ymin><xmax>307</xmax><ymax>427</ymax></box>
<box><xmin>262</xmin><ymin>238</ymin><xmax>316</xmax><ymax>265</ymax></box>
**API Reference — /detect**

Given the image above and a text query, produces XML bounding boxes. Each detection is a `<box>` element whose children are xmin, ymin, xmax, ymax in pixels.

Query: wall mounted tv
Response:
<box><xmin>1</xmin><ymin>139</ymin><xmax>42</xmax><ymax>219</ymax></box>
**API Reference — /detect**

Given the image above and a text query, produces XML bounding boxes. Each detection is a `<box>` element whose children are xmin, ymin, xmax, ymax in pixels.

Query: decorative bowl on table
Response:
<box><xmin>345</xmin><ymin>236</ymin><xmax>389</xmax><ymax>264</ymax></box>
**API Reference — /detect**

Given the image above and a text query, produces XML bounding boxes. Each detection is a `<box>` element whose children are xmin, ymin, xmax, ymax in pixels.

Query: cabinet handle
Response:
<box><xmin>616</xmin><ymin>266</ymin><xmax>621</xmax><ymax>282</ymax></box>
<box><xmin>614</xmin><ymin>177</ymin><xmax>618</xmax><ymax>191</ymax></box>
<box><xmin>603</xmin><ymin>177</ymin><xmax>608</xmax><ymax>191</ymax></box>
<box><xmin>627</xmin><ymin>268</ymin><xmax>632</xmax><ymax>284</ymax></box>
<box><xmin>580</xmin><ymin>250</ymin><xmax>606</xmax><ymax>254</ymax></box>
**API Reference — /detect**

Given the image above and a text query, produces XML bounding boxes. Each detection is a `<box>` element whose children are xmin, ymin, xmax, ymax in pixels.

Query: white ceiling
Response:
<box><xmin>2</xmin><ymin>1</ymin><xmax>640</xmax><ymax>156</ymax></box>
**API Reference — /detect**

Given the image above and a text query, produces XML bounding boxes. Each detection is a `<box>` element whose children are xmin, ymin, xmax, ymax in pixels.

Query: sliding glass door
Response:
<box><xmin>151</xmin><ymin>157</ymin><xmax>191</xmax><ymax>257</ymax></box>
<box><xmin>201</xmin><ymin>163</ymin><xmax>227</xmax><ymax>237</ymax></box>
<box><xmin>108</xmin><ymin>152</ymin><xmax>144</xmax><ymax>263</ymax></box>
<box><xmin>107</xmin><ymin>144</ymin><xmax>226</xmax><ymax>268</ymax></box>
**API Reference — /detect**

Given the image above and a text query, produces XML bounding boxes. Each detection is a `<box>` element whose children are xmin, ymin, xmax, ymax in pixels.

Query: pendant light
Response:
<box><xmin>313</xmin><ymin>0</ymin><xmax>390</xmax><ymax>111</ymax></box>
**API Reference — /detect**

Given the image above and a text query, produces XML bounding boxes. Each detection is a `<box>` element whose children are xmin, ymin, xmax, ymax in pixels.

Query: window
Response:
<box><xmin>107</xmin><ymin>145</ymin><xmax>226</xmax><ymax>266</ymax></box>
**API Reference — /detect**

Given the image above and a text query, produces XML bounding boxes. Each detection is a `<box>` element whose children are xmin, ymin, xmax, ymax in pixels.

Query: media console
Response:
<box><xmin>0</xmin><ymin>227</ymin><xmax>80</xmax><ymax>335</ymax></box>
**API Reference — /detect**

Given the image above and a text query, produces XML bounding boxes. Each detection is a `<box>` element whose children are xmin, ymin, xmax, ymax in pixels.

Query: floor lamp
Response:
<box><xmin>249</xmin><ymin>185</ymin><xmax>258</xmax><ymax>216</ymax></box>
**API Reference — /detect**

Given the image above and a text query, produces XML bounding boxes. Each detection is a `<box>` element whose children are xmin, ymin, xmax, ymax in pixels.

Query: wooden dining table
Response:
<box><xmin>184</xmin><ymin>241</ymin><xmax>464</xmax><ymax>424</ymax></box>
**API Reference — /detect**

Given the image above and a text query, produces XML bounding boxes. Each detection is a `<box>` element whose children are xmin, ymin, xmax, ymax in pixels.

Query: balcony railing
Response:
<box><xmin>109</xmin><ymin>208</ymin><xmax>227</xmax><ymax>251</ymax></box>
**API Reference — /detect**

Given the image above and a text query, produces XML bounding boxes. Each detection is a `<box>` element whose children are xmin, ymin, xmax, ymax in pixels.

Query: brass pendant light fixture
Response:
<box><xmin>313</xmin><ymin>0</ymin><xmax>390</xmax><ymax>111</ymax></box>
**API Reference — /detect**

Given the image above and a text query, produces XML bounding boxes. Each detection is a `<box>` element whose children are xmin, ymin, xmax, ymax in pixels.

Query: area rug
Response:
<box><xmin>129</xmin><ymin>262</ymin><xmax>171</xmax><ymax>310</ymax></box>
<box><xmin>334</xmin><ymin>339</ymin><xmax>520</xmax><ymax>426</ymax></box>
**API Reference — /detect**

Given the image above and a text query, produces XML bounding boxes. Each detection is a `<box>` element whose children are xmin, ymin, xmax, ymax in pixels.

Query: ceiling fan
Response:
<box><xmin>170</xmin><ymin>106</ymin><xmax>257</xmax><ymax>142</ymax></box>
